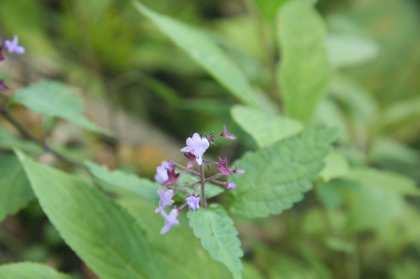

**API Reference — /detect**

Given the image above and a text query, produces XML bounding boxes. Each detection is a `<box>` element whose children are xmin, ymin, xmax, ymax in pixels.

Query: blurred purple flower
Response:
<box><xmin>160</xmin><ymin>209</ymin><xmax>179</xmax><ymax>235</ymax></box>
<box><xmin>155</xmin><ymin>189</ymin><xmax>175</xmax><ymax>213</ymax></box>
<box><xmin>186</xmin><ymin>196</ymin><xmax>200</xmax><ymax>211</ymax></box>
<box><xmin>216</xmin><ymin>156</ymin><xmax>232</xmax><ymax>176</ymax></box>
<box><xmin>0</xmin><ymin>80</ymin><xmax>9</xmax><ymax>91</ymax></box>
<box><xmin>162</xmin><ymin>169</ymin><xmax>180</xmax><ymax>186</ymax></box>
<box><xmin>4</xmin><ymin>35</ymin><xmax>25</xmax><ymax>54</ymax></box>
<box><xmin>226</xmin><ymin>182</ymin><xmax>236</xmax><ymax>190</ymax></box>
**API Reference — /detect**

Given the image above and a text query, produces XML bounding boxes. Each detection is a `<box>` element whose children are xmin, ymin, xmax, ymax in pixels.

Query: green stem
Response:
<box><xmin>199</xmin><ymin>164</ymin><xmax>207</xmax><ymax>208</ymax></box>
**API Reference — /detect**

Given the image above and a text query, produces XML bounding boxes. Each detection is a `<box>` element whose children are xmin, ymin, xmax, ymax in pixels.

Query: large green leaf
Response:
<box><xmin>231</xmin><ymin>105</ymin><xmax>303</xmax><ymax>148</ymax></box>
<box><xmin>230</xmin><ymin>129</ymin><xmax>336</xmax><ymax>218</ymax></box>
<box><xmin>85</xmin><ymin>161</ymin><xmax>160</xmax><ymax>204</ymax></box>
<box><xmin>277</xmin><ymin>0</ymin><xmax>331</xmax><ymax>123</ymax></box>
<box><xmin>16</xmin><ymin>151</ymin><xmax>163</xmax><ymax>279</ymax></box>
<box><xmin>188</xmin><ymin>204</ymin><xmax>243</xmax><ymax>279</ymax></box>
<box><xmin>0</xmin><ymin>154</ymin><xmax>34</xmax><ymax>223</ymax></box>
<box><xmin>0</xmin><ymin>262</ymin><xmax>71</xmax><ymax>279</ymax></box>
<box><xmin>13</xmin><ymin>80</ymin><xmax>110</xmax><ymax>135</ymax></box>
<box><xmin>119</xmin><ymin>199</ymin><xmax>232</xmax><ymax>279</ymax></box>
<box><xmin>134</xmin><ymin>2</ymin><xmax>260</xmax><ymax>107</ymax></box>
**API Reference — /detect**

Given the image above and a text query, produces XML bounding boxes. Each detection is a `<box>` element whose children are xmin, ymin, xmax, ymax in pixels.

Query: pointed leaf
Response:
<box><xmin>0</xmin><ymin>262</ymin><xmax>71</xmax><ymax>279</ymax></box>
<box><xmin>13</xmin><ymin>80</ymin><xmax>110</xmax><ymax>135</ymax></box>
<box><xmin>230</xmin><ymin>129</ymin><xmax>336</xmax><ymax>218</ymax></box>
<box><xmin>0</xmin><ymin>154</ymin><xmax>34</xmax><ymax>223</ymax></box>
<box><xmin>85</xmin><ymin>161</ymin><xmax>160</xmax><ymax>204</ymax></box>
<box><xmin>278</xmin><ymin>0</ymin><xmax>331</xmax><ymax>123</ymax></box>
<box><xmin>188</xmin><ymin>204</ymin><xmax>243</xmax><ymax>279</ymax></box>
<box><xmin>134</xmin><ymin>2</ymin><xmax>260</xmax><ymax>107</ymax></box>
<box><xmin>17</xmin><ymin>151</ymin><xmax>163</xmax><ymax>279</ymax></box>
<box><xmin>231</xmin><ymin>105</ymin><xmax>303</xmax><ymax>148</ymax></box>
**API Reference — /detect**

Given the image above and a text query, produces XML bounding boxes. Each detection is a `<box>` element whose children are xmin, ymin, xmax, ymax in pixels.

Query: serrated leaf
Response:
<box><xmin>230</xmin><ymin>129</ymin><xmax>336</xmax><ymax>218</ymax></box>
<box><xmin>119</xmin><ymin>199</ymin><xmax>232</xmax><ymax>279</ymax></box>
<box><xmin>231</xmin><ymin>105</ymin><xmax>303</xmax><ymax>148</ymax></box>
<box><xmin>188</xmin><ymin>204</ymin><xmax>243</xmax><ymax>279</ymax></box>
<box><xmin>134</xmin><ymin>2</ymin><xmax>260</xmax><ymax>108</ymax></box>
<box><xmin>13</xmin><ymin>80</ymin><xmax>110</xmax><ymax>135</ymax></box>
<box><xmin>0</xmin><ymin>262</ymin><xmax>71</xmax><ymax>279</ymax></box>
<box><xmin>16</xmin><ymin>151</ymin><xmax>163</xmax><ymax>279</ymax></box>
<box><xmin>278</xmin><ymin>0</ymin><xmax>331</xmax><ymax>123</ymax></box>
<box><xmin>0</xmin><ymin>154</ymin><xmax>34</xmax><ymax>223</ymax></box>
<box><xmin>319</xmin><ymin>151</ymin><xmax>350</xmax><ymax>181</ymax></box>
<box><xmin>85</xmin><ymin>161</ymin><xmax>160</xmax><ymax>204</ymax></box>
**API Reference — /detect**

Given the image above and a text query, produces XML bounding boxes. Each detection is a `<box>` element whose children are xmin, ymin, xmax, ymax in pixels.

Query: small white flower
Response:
<box><xmin>180</xmin><ymin>133</ymin><xmax>209</xmax><ymax>165</ymax></box>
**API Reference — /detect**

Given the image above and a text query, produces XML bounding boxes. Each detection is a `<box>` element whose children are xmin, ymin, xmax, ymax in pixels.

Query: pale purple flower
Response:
<box><xmin>221</xmin><ymin>125</ymin><xmax>237</xmax><ymax>140</ymax></box>
<box><xmin>180</xmin><ymin>133</ymin><xmax>209</xmax><ymax>165</ymax></box>
<box><xmin>0</xmin><ymin>80</ymin><xmax>8</xmax><ymax>91</ymax></box>
<box><xmin>226</xmin><ymin>182</ymin><xmax>236</xmax><ymax>190</ymax></box>
<box><xmin>233</xmin><ymin>166</ymin><xmax>246</xmax><ymax>174</ymax></box>
<box><xmin>216</xmin><ymin>156</ymin><xmax>232</xmax><ymax>176</ymax></box>
<box><xmin>4</xmin><ymin>35</ymin><xmax>25</xmax><ymax>54</ymax></box>
<box><xmin>160</xmin><ymin>209</ymin><xmax>179</xmax><ymax>234</ymax></box>
<box><xmin>155</xmin><ymin>189</ymin><xmax>175</xmax><ymax>213</ymax></box>
<box><xmin>186</xmin><ymin>196</ymin><xmax>200</xmax><ymax>211</ymax></box>
<box><xmin>154</xmin><ymin>160</ymin><xmax>172</xmax><ymax>184</ymax></box>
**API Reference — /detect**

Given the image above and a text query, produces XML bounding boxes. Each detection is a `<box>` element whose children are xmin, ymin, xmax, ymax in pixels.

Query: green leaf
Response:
<box><xmin>134</xmin><ymin>2</ymin><xmax>260</xmax><ymax>107</ymax></box>
<box><xmin>13</xmin><ymin>80</ymin><xmax>110</xmax><ymax>135</ymax></box>
<box><xmin>85</xmin><ymin>161</ymin><xmax>160</xmax><ymax>204</ymax></box>
<box><xmin>277</xmin><ymin>0</ymin><xmax>331</xmax><ymax>123</ymax></box>
<box><xmin>0</xmin><ymin>154</ymin><xmax>34</xmax><ymax>223</ymax></box>
<box><xmin>16</xmin><ymin>151</ymin><xmax>163</xmax><ymax>279</ymax></box>
<box><xmin>230</xmin><ymin>129</ymin><xmax>336</xmax><ymax>218</ymax></box>
<box><xmin>119</xmin><ymin>199</ymin><xmax>232</xmax><ymax>279</ymax></box>
<box><xmin>344</xmin><ymin>168</ymin><xmax>420</xmax><ymax>232</ymax></box>
<box><xmin>188</xmin><ymin>204</ymin><xmax>243</xmax><ymax>279</ymax></box>
<box><xmin>0</xmin><ymin>262</ymin><xmax>71</xmax><ymax>279</ymax></box>
<box><xmin>231</xmin><ymin>105</ymin><xmax>303</xmax><ymax>148</ymax></box>
<box><xmin>319</xmin><ymin>151</ymin><xmax>350</xmax><ymax>181</ymax></box>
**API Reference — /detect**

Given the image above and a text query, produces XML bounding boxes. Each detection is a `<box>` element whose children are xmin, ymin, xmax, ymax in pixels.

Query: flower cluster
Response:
<box><xmin>154</xmin><ymin>125</ymin><xmax>245</xmax><ymax>234</ymax></box>
<box><xmin>0</xmin><ymin>35</ymin><xmax>25</xmax><ymax>91</ymax></box>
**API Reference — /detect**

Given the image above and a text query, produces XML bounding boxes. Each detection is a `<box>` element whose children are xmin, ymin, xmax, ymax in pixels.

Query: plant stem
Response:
<box><xmin>0</xmin><ymin>106</ymin><xmax>85</xmax><ymax>168</ymax></box>
<box><xmin>199</xmin><ymin>164</ymin><xmax>207</xmax><ymax>208</ymax></box>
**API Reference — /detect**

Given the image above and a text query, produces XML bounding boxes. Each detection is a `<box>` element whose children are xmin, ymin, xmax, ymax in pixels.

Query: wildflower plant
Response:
<box><xmin>153</xmin><ymin>127</ymin><xmax>244</xmax><ymax>234</ymax></box>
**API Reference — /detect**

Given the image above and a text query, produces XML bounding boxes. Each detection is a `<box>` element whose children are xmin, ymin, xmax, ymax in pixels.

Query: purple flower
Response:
<box><xmin>4</xmin><ymin>35</ymin><xmax>25</xmax><ymax>54</ymax></box>
<box><xmin>162</xmin><ymin>169</ymin><xmax>180</xmax><ymax>186</ymax></box>
<box><xmin>184</xmin><ymin>152</ymin><xmax>196</xmax><ymax>169</ymax></box>
<box><xmin>226</xmin><ymin>182</ymin><xmax>236</xmax><ymax>190</ymax></box>
<box><xmin>154</xmin><ymin>160</ymin><xmax>174</xmax><ymax>184</ymax></box>
<box><xmin>160</xmin><ymin>209</ymin><xmax>179</xmax><ymax>235</ymax></box>
<box><xmin>233</xmin><ymin>166</ymin><xmax>246</xmax><ymax>174</ymax></box>
<box><xmin>155</xmin><ymin>189</ymin><xmax>175</xmax><ymax>213</ymax></box>
<box><xmin>186</xmin><ymin>196</ymin><xmax>200</xmax><ymax>211</ymax></box>
<box><xmin>221</xmin><ymin>125</ymin><xmax>237</xmax><ymax>140</ymax></box>
<box><xmin>0</xmin><ymin>80</ymin><xmax>9</xmax><ymax>91</ymax></box>
<box><xmin>180</xmin><ymin>133</ymin><xmax>209</xmax><ymax>165</ymax></box>
<box><xmin>216</xmin><ymin>156</ymin><xmax>232</xmax><ymax>176</ymax></box>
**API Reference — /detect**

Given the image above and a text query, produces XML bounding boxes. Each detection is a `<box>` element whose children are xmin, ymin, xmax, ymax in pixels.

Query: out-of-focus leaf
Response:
<box><xmin>13</xmin><ymin>80</ymin><xmax>110</xmax><ymax>135</ymax></box>
<box><xmin>17</xmin><ymin>151</ymin><xmax>164</xmax><ymax>279</ymax></box>
<box><xmin>230</xmin><ymin>129</ymin><xmax>336</xmax><ymax>218</ymax></box>
<box><xmin>268</xmin><ymin>255</ymin><xmax>322</xmax><ymax>279</ymax></box>
<box><xmin>326</xmin><ymin>34</ymin><xmax>379</xmax><ymax>68</ymax></box>
<box><xmin>344</xmin><ymin>168</ymin><xmax>420</xmax><ymax>232</ymax></box>
<box><xmin>255</xmin><ymin>0</ymin><xmax>288</xmax><ymax>20</ymax></box>
<box><xmin>0</xmin><ymin>262</ymin><xmax>71</xmax><ymax>279</ymax></box>
<box><xmin>188</xmin><ymin>204</ymin><xmax>243</xmax><ymax>279</ymax></box>
<box><xmin>317</xmin><ymin>180</ymin><xmax>345</xmax><ymax>209</ymax></box>
<box><xmin>319</xmin><ymin>151</ymin><xmax>350</xmax><ymax>181</ymax></box>
<box><xmin>119</xmin><ymin>199</ymin><xmax>232</xmax><ymax>279</ymax></box>
<box><xmin>0</xmin><ymin>128</ymin><xmax>42</xmax><ymax>153</ymax></box>
<box><xmin>314</xmin><ymin>98</ymin><xmax>349</xmax><ymax>143</ymax></box>
<box><xmin>231</xmin><ymin>105</ymin><xmax>303</xmax><ymax>148</ymax></box>
<box><xmin>277</xmin><ymin>0</ymin><xmax>330</xmax><ymax>123</ymax></box>
<box><xmin>134</xmin><ymin>2</ymin><xmax>261</xmax><ymax>108</ymax></box>
<box><xmin>85</xmin><ymin>161</ymin><xmax>160</xmax><ymax>204</ymax></box>
<box><xmin>0</xmin><ymin>154</ymin><xmax>34</xmax><ymax>223</ymax></box>
<box><xmin>391</xmin><ymin>260</ymin><xmax>420</xmax><ymax>279</ymax></box>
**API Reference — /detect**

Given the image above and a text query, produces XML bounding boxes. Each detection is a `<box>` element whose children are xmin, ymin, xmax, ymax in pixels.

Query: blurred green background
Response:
<box><xmin>1</xmin><ymin>0</ymin><xmax>420</xmax><ymax>278</ymax></box>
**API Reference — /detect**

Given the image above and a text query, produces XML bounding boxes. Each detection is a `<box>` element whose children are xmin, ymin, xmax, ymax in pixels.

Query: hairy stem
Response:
<box><xmin>199</xmin><ymin>164</ymin><xmax>207</xmax><ymax>208</ymax></box>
